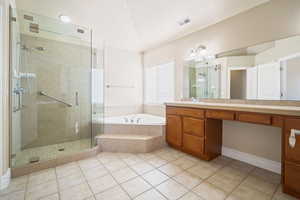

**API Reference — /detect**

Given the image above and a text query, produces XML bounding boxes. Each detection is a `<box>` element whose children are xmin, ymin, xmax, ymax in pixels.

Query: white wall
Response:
<box><xmin>230</xmin><ymin>70</ymin><xmax>247</xmax><ymax>99</ymax></box>
<box><xmin>104</xmin><ymin>47</ymin><xmax>143</xmax><ymax>117</ymax></box>
<box><xmin>0</xmin><ymin>1</ymin><xmax>4</xmax><ymax>178</ymax></box>
<box><xmin>143</xmin><ymin>0</ymin><xmax>300</xmax><ymax>163</ymax></box>
<box><xmin>284</xmin><ymin>57</ymin><xmax>300</xmax><ymax>100</ymax></box>
<box><xmin>255</xmin><ymin>35</ymin><xmax>300</xmax><ymax>65</ymax></box>
<box><xmin>0</xmin><ymin>0</ymin><xmax>16</xmax><ymax>185</ymax></box>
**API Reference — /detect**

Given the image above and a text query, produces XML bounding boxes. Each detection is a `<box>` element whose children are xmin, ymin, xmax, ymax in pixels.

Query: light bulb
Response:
<box><xmin>59</xmin><ymin>15</ymin><xmax>71</xmax><ymax>23</ymax></box>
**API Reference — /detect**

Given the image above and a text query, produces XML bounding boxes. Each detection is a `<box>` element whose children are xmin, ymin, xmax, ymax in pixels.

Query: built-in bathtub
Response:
<box><xmin>93</xmin><ymin>114</ymin><xmax>166</xmax><ymax>153</ymax></box>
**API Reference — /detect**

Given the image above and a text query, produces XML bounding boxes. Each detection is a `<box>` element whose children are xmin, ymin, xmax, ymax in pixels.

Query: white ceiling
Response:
<box><xmin>16</xmin><ymin>0</ymin><xmax>269</xmax><ymax>52</ymax></box>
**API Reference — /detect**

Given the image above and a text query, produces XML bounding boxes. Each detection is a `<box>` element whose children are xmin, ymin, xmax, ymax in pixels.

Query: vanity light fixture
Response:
<box><xmin>197</xmin><ymin>45</ymin><xmax>207</xmax><ymax>55</ymax></box>
<box><xmin>186</xmin><ymin>45</ymin><xmax>210</xmax><ymax>61</ymax></box>
<box><xmin>59</xmin><ymin>15</ymin><xmax>71</xmax><ymax>23</ymax></box>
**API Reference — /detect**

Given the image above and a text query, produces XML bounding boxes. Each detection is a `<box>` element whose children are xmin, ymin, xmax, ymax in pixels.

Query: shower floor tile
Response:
<box><xmin>13</xmin><ymin>139</ymin><xmax>91</xmax><ymax>168</ymax></box>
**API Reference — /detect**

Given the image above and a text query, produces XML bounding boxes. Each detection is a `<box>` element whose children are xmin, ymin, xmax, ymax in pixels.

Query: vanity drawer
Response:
<box><xmin>183</xmin><ymin>117</ymin><xmax>205</xmax><ymax>137</ymax></box>
<box><xmin>272</xmin><ymin>116</ymin><xmax>284</xmax><ymax>127</ymax></box>
<box><xmin>167</xmin><ymin>107</ymin><xmax>205</xmax><ymax>118</ymax></box>
<box><xmin>285</xmin><ymin>118</ymin><xmax>300</xmax><ymax>163</ymax></box>
<box><xmin>206</xmin><ymin>110</ymin><xmax>235</xmax><ymax>120</ymax></box>
<box><xmin>236</xmin><ymin>112</ymin><xmax>271</xmax><ymax>125</ymax></box>
<box><xmin>182</xmin><ymin>134</ymin><xmax>204</xmax><ymax>156</ymax></box>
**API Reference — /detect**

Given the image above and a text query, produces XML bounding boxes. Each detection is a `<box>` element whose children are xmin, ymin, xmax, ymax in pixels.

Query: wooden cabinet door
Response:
<box><xmin>166</xmin><ymin>115</ymin><xmax>182</xmax><ymax>148</ymax></box>
<box><xmin>284</xmin><ymin>162</ymin><xmax>300</xmax><ymax>198</ymax></box>
<box><xmin>285</xmin><ymin>118</ymin><xmax>300</xmax><ymax>163</ymax></box>
<box><xmin>284</xmin><ymin>118</ymin><xmax>300</xmax><ymax>198</ymax></box>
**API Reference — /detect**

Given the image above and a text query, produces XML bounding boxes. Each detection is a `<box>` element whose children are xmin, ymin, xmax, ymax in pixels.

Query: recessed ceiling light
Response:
<box><xmin>178</xmin><ymin>18</ymin><xmax>191</xmax><ymax>26</ymax></box>
<box><xmin>59</xmin><ymin>15</ymin><xmax>71</xmax><ymax>23</ymax></box>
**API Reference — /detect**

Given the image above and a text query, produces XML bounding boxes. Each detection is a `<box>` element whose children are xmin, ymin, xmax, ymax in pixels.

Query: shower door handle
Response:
<box><xmin>13</xmin><ymin>88</ymin><xmax>24</xmax><ymax>112</ymax></box>
<box><xmin>75</xmin><ymin>92</ymin><xmax>79</xmax><ymax>106</ymax></box>
<box><xmin>14</xmin><ymin>92</ymin><xmax>22</xmax><ymax>112</ymax></box>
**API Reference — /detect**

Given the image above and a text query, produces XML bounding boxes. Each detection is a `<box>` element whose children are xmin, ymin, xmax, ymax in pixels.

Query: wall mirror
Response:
<box><xmin>184</xmin><ymin>35</ymin><xmax>300</xmax><ymax>101</ymax></box>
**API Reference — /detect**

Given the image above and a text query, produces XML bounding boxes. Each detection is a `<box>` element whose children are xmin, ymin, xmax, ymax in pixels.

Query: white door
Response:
<box><xmin>246</xmin><ymin>67</ymin><xmax>258</xmax><ymax>99</ymax></box>
<box><xmin>257</xmin><ymin>62</ymin><xmax>281</xmax><ymax>100</ymax></box>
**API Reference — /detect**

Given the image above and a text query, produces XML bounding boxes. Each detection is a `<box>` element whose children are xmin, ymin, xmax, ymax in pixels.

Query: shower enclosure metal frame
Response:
<box><xmin>8</xmin><ymin>8</ymin><xmax>103</xmax><ymax>169</ymax></box>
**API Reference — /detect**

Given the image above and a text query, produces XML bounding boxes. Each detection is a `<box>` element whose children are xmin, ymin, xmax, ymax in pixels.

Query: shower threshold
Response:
<box><xmin>13</xmin><ymin>138</ymin><xmax>91</xmax><ymax>168</ymax></box>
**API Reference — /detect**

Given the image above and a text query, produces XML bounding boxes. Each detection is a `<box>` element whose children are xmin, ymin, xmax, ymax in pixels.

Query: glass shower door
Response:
<box><xmin>10</xmin><ymin>9</ymin><xmax>99</xmax><ymax>168</ymax></box>
<box><xmin>188</xmin><ymin>61</ymin><xmax>221</xmax><ymax>99</ymax></box>
<box><xmin>207</xmin><ymin>65</ymin><xmax>221</xmax><ymax>98</ymax></box>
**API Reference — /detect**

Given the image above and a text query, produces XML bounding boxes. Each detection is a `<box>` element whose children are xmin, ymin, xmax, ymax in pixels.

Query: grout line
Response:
<box><xmin>128</xmin><ymin>151</ymin><xmax>181</xmax><ymax>199</ymax></box>
<box><xmin>97</xmin><ymin>154</ymin><xmax>134</xmax><ymax>199</ymax></box>
<box><xmin>223</xmin><ymin>165</ymin><xmax>256</xmax><ymax>200</ymax></box>
<box><xmin>77</xmin><ymin>159</ymin><xmax>102</xmax><ymax>200</ymax></box>
<box><xmin>126</xmin><ymin>150</ymin><xmax>201</xmax><ymax>199</ymax></box>
<box><xmin>23</xmin><ymin>173</ymin><xmax>30</xmax><ymax>200</ymax></box>
<box><xmin>271</xmin><ymin>184</ymin><xmax>281</xmax><ymax>200</ymax></box>
<box><xmin>54</xmin><ymin>167</ymin><xmax>62</xmax><ymax>200</ymax></box>
<box><xmin>9</xmin><ymin>147</ymin><xmax>283</xmax><ymax>200</ymax></box>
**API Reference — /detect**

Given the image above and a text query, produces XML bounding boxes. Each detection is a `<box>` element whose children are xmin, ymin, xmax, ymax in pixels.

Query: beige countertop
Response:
<box><xmin>165</xmin><ymin>101</ymin><xmax>300</xmax><ymax>116</ymax></box>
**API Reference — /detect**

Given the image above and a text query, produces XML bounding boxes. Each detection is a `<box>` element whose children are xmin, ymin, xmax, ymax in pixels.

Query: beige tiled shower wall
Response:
<box><xmin>20</xmin><ymin>34</ymin><xmax>92</xmax><ymax>149</ymax></box>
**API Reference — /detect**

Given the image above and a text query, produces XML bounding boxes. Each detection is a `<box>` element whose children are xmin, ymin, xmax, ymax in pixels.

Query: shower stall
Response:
<box><xmin>187</xmin><ymin>60</ymin><xmax>221</xmax><ymax>99</ymax></box>
<box><xmin>9</xmin><ymin>9</ymin><xmax>104</xmax><ymax>168</ymax></box>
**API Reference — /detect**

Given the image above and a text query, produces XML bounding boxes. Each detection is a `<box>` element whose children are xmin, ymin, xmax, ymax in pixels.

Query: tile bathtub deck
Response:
<box><xmin>1</xmin><ymin>147</ymin><xmax>297</xmax><ymax>200</ymax></box>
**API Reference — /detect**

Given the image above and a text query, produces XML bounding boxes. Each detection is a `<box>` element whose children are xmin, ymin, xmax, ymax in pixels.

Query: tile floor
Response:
<box><xmin>1</xmin><ymin>147</ymin><xmax>297</xmax><ymax>200</ymax></box>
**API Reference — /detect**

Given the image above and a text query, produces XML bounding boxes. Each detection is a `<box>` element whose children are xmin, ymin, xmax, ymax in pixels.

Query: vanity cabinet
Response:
<box><xmin>166</xmin><ymin>107</ymin><xmax>222</xmax><ymax>160</ymax></box>
<box><xmin>166</xmin><ymin>105</ymin><xmax>300</xmax><ymax>198</ymax></box>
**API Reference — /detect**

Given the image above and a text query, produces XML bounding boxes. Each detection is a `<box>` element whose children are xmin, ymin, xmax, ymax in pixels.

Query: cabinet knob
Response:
<box><xmin>289</xmin><ymin>129</ymin><xmax>300</xmax><ymax>148</ymax></box>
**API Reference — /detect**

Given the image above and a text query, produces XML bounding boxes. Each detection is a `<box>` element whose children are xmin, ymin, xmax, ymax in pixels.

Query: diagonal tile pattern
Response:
<box><xmin>0</xmin><ymin>147</ymin><xmax>293</xmax><ymax>200</ymax></box>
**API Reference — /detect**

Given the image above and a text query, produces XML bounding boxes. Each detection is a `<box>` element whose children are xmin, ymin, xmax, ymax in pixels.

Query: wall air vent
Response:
<box><xmin>24</xmin><ymin>14</ymin><xmax>34</xmax><ymax>21</ymax></box>
<box><xmin>29</xmin><ymin>23</ymin><xmax>39</xmax><ymax>33</ymax></box>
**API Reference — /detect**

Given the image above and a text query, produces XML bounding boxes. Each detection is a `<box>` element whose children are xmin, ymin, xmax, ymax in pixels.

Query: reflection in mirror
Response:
<box><xmin>187</xmin><ymin>60</ymin><xmax>221</xmax><ymax>99</ymax></box>
<box><xmin>184</xmin><ymin>35</ymin><xmax>300</xmax><ymax>101</ymax></box>
<box><xmin>230</xmin><ymin>70</ymin><xmax>246</xmax><ymax>99</ymax></box>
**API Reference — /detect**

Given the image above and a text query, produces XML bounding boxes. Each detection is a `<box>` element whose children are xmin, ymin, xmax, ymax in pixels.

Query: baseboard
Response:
<box><xmin>222</xmin><ymin>146</ymin><xmax>281</xmax><ymax>174</ymax></box>
<box><xmin>0</xmin><ymin>168</ymin><xmax>11</xmax><ymax>190</ymax></box>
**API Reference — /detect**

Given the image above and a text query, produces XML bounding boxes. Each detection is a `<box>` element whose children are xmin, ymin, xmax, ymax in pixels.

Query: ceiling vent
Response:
<box><xmin>178</xmin><ymin>18</ymin><xmax>191</xmax><ymax>26</ymax></box>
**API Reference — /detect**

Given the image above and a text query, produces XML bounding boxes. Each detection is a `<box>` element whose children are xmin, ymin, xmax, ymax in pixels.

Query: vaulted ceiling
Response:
<box><xmin>16</xmin><ymin>0</ymin><xmax>269</xmax><ymax>52</ymax></box>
